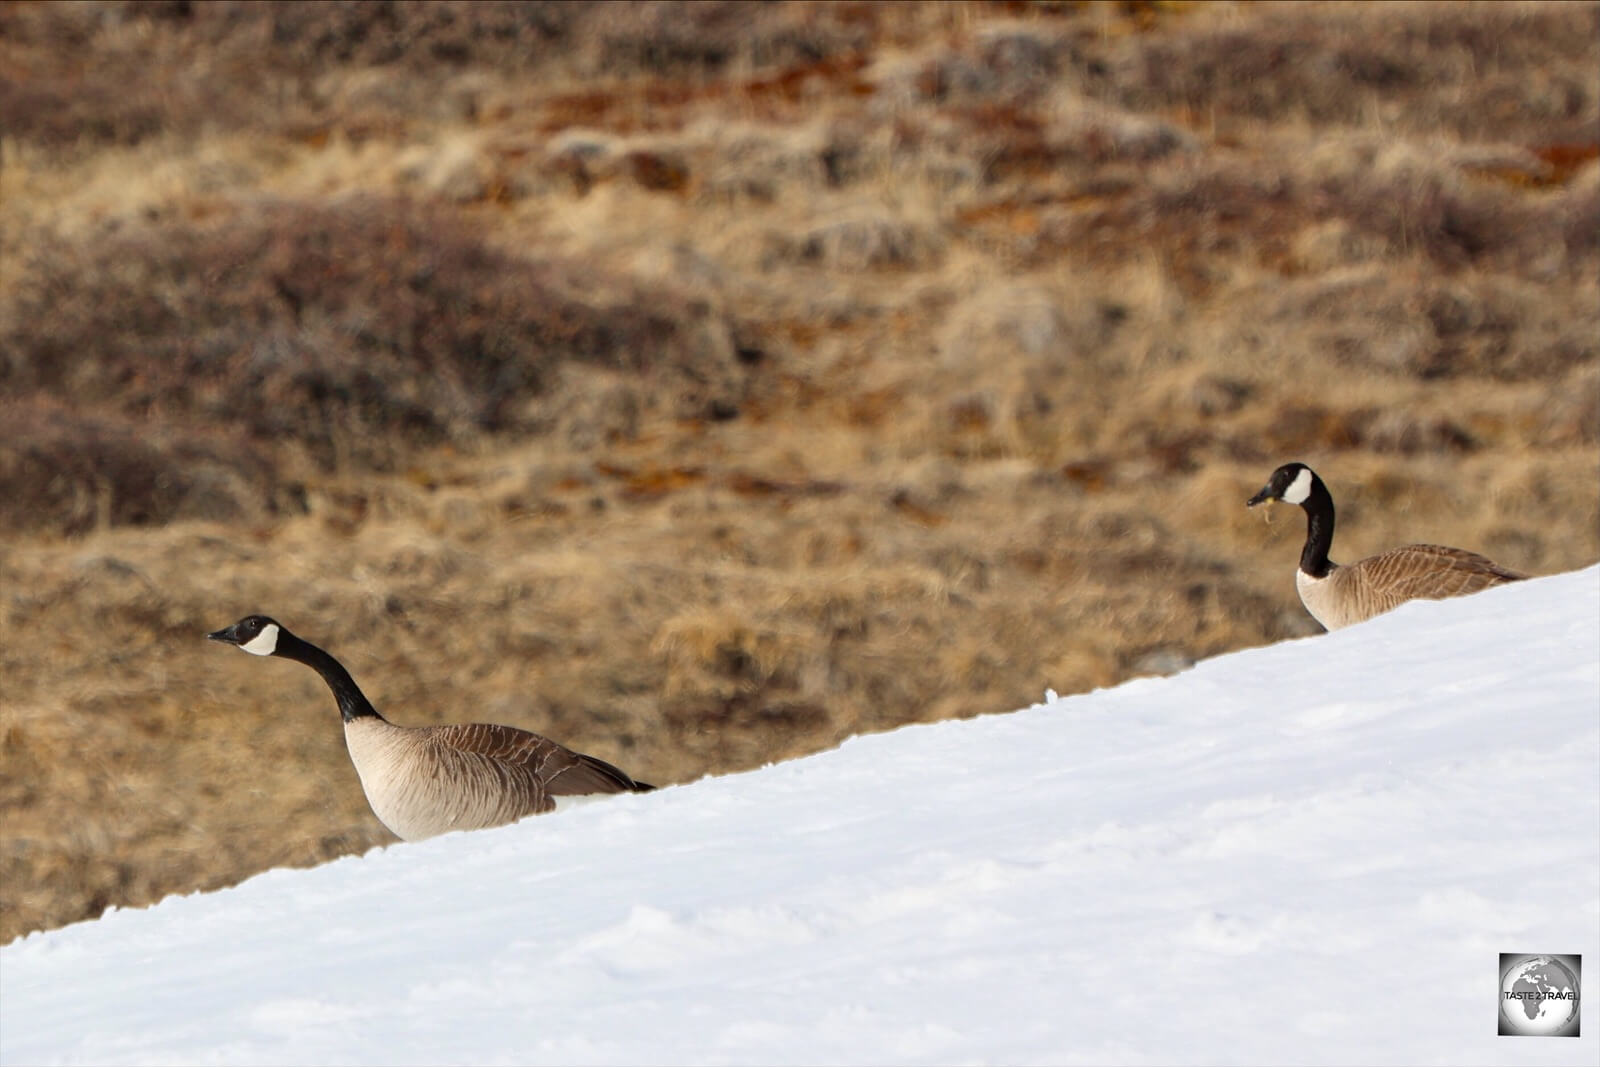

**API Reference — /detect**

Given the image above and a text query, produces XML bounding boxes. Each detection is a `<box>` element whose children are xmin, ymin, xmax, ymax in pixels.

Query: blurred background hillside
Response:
<box><xmin>2</xmin><ymin>0</ymin><xmax>1596</xmax><ymax>944</ymax></box>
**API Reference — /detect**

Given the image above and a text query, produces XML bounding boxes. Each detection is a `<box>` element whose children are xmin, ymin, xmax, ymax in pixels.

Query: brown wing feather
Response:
<box><xmin>423</xmin><ymin>722</ymin><xmax>651</xmax><ymax>797</ymax></box>
<box><xmin>1352</xmin><ymin>543</ymin><xmax>1526</xmax><ymax>615</ymax></box>
<box><xmin>546</xmin><ymin>751</ymin><xmax>655</xmax><ymax>796</ymax></box>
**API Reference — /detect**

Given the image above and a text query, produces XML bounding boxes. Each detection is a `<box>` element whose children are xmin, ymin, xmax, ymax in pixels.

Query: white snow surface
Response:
<box><xmin>3</xmin><ymin>567</ymin><xmax>1598</xmax><ymax>1066</ymax></box>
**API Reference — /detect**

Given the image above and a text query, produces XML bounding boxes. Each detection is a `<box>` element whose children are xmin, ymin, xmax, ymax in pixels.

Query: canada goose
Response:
<box><xmin>207</xmin><ymin>615</ymin><xmax>654</xmax><ymax>841</ymax></box>
<box><xmin>1246</xmin><ymin>462</ymin><xmax>1527</xmax><ymax>631</ymax></box>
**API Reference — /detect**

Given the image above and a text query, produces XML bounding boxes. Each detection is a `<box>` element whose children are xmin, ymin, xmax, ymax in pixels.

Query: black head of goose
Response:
<box><xmin>1246</xmin><ymin>462</ymin><xmax>1527</xmax><ymax>631</ymax></box>
<box><xmin>207</xmin><ymin>615</ymin><xmax>654</xmax><ymax>841</ymax></box>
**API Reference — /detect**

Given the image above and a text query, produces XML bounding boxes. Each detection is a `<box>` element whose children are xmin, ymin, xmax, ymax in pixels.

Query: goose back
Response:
<box><xmin>1296</xmin><ymin>543</ymin><xmax>1527</xmax><ymax>631</ymax></box>
<box><xmin>344</xmin><ymin>718</ymin><xmax>648</xmax><ymax>841</ymax></box>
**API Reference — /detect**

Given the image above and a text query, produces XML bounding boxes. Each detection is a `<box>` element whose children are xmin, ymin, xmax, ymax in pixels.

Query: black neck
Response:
<box><xmin>1296</xmin><ymin>473</ymin><xmax>1336</xmax><ymax>578</ymax></box>
<box><xmin>275</xmin><ymin>630</ymin><xmax>385</xmax><ymax>723</ymax></box>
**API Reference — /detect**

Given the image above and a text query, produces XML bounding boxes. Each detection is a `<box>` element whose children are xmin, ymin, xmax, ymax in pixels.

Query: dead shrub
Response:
<box><xmin>1</xmin><ymin>196</ymin><xmax>754</xmax><ymax>472</ymax></box>
<box><xmin>0</xmin><ymin>73</ymin><xmax>174</xmax><ymax>151</ymax></box>
<box><xmin>1314</xmin><ymin>152</ymin><xmax>1565</xmax><ymax>273</ymax></box>
<box><xmin>1089</xmin><ymin>2</ymin><xmax>1599</xmax><ymax>142</ymax></box>
<box><xmin>1563</xmin><ymin>163</ymin><xmax>1600</xmax><ymax>256</ymax></box>
<box><xmin>0</xmin><ymin>402</ymin><xmax>285</xmax><ymax>537</ymax></box>
<box><xmin>1045</xmin><ymin>155</ymin><xmax>1302</xmax><ymax>286</ymax></box>
<box><xmin>1261</xmin><ymin>404</ymin><xmax>1478</xmax><ymax>457</ymax></box>
<box><xmin>254</xmin><ymin>0</ymin><xmax>581</xmax><ymax>70</ymax></box>
<box><xmin>0</xmin><ymin>1</ymin><xmax>873</xmax><ymax>154</ymax></box>
<box><xmin>1257</xmin><ymin>272</ymin><xmax>1599</xmax><ymax>383</ymax></box>
<box><xmin>909</xmin><ymin>25</ymin><xmax>1068</xmax><ymax>105</ymax></box>
<box><xmin>592</xmin><ymin>1</ymin><xmax>868</xmax><ymax>77</ymax></box>
<box><xmin>1529</xmin><ymin>366</ymin><xmax>1600</xmax><ymax>448</ymax></box>
<box><xmin>786</xmin><ymin>214</ymin><xmax>944</xmax><ymax>272</ymax></box>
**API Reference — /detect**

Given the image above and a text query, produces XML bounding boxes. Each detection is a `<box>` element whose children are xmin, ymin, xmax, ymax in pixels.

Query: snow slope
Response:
<box><xmin>3</xmin><ymin>567</ymin><xmax>1597</xmax><ymax>1066</ymax></box>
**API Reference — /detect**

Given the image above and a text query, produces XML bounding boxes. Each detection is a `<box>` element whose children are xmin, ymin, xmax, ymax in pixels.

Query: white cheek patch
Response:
<box><xmin>1280</xmin><ymin>467</ymin><xmax>1314</xmax><ymax>505</ymax></box>
<box><xmin>240</xmin><ymin>623</ymin><xmax>280</xmax><ymax>656</ymax></box>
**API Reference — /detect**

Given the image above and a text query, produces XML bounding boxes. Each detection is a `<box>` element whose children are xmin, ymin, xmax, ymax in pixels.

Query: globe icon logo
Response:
<box><xmin>1499</xmin><ymin>954</ymin><xmax>1581</xmax><ymax>1037</ymax></box>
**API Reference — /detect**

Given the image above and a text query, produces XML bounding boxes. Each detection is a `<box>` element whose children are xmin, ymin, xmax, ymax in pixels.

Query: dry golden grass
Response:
<box><xmin>2</xmin><ymin>0</ymin><xmax>1597</xmax><ymax>944</ymax></box>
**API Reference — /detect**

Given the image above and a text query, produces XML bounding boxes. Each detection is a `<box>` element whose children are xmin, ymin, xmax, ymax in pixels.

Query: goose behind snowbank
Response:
<box><xmin>1246</xmin><ymin>462</ymin><xmax>1527</xmax><ymax>631</ymax></box>
<box><xmin>208</xmin><ymin>615</ymin><xmax>654</xmax><ymax>841</ymax></box>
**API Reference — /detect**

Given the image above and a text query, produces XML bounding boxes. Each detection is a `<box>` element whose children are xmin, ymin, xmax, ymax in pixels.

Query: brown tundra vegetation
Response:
<box><xmin>1</xmin><ymin>0</ymin><xmax>1596</xmax><ymax>944</ymax></box>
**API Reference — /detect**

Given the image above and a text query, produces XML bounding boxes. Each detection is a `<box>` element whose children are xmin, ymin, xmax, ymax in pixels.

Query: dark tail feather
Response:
<box><xmin>575</xmin><ymin>751</ymin><xmax>656</xmax><ymax>795</ymax></box>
